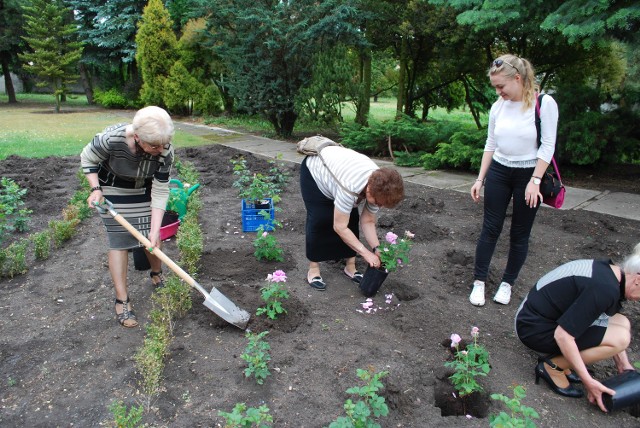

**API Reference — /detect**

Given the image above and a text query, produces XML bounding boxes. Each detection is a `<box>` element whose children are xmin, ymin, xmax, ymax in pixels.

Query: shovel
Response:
<box><xmin>95</xmin><ymin>199</ymin><xmax>250</xmax><ymax>329</ymax></box>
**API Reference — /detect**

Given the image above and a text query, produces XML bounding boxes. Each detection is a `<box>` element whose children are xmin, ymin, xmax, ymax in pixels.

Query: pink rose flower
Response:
<box><xmin>267</xmin><ymin>270</ymin><xmax>287</xmax><ymax>282</ymax></box>
<box><xmin>450</xmin><ymin>333</ymin><xmax>461</xmax><ymax>348</ymax></box>
<box><xmin>385</xmin><ymin>231</ymin><xmax>398</xmax><ymax>245</ymax></box>
<box><xmin>471</xmin><ymin>326</ymin><xmax>479</xmax><ymax>338</ymax></box>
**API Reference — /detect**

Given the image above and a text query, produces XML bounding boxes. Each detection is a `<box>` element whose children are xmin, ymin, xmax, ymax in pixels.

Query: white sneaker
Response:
<box><xmin>493</xmin><ymin>282</ymin><xmax>512</xmax><ymax>305</ymax></box>
<box><xmin>469</xmin><ymin>280</ymin><xmax>485</xmax><ymax>306</ymax></box>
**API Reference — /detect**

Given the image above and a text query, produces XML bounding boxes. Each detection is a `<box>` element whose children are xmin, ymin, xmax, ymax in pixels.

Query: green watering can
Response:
<box><xmin>167</xmin><ymin>178</ymin><xmax>200</xmax><ymax>220</ymax></box>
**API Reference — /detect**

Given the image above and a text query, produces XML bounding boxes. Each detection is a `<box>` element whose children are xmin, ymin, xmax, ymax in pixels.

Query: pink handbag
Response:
<box><xmin>542</xmin><ymin>157</ymin><xmax>565</xmax><ymax>209</ymax></box>
<box><xmin>536</xmin><ymin>95</ymin><xmax>565</xmax><ymax>209</ymax></box>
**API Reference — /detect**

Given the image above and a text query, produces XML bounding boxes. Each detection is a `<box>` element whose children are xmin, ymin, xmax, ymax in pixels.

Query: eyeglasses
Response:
<box><xmin>137</xmin><ymin>138</ymin><xmax>171</xmax><ymax>150</ymax></box>
<box><xmin>492</xmin><ymin>59</ymin><xmax>520</xmax><ymax>74</ymax></box>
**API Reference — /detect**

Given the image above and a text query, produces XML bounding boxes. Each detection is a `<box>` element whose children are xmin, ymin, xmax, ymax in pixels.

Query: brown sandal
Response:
<box><xmin>115</xmin><ymin>297</ymin><xmax>138</xmax><ymax>328</ymax></box>
<box><xmin>150</xmin><ymin>270</ymin><xmax>166</xmax><ymax>288</ymax></box>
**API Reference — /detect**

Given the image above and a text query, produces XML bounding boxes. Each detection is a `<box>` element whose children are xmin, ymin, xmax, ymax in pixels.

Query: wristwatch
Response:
<box><xmin>531</xmin><ymin>176</ymin><xmax>542</xmax><ymax>185</ymax></box>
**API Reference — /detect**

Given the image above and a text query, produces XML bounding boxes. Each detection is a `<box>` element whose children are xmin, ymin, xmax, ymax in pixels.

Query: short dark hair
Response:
<box><xmin>368</xmin><ymin>168</ymin><xmax>404</xmax><ymax>208</ymax></box>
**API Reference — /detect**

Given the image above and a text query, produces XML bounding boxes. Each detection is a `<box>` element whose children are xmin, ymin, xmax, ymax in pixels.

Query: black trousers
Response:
<box><xmin>474</xmin><ymin>160</ymin><xmax>540</xmax><ymax>285</ymax></box>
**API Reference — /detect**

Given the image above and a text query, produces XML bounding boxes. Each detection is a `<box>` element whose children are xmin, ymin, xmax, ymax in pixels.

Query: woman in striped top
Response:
<box><xmin>300</xmin><ymin>145</ymin><xmax>404</xmax><ymax>291</ymax></box>
<box><xmin>81</xmin><ymin>106</ymin><xmax>174</xmax><ymax>328</ymax></box>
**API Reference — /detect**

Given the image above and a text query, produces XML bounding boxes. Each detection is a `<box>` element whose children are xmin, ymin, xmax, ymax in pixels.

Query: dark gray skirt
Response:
<box><xmin>99</xmin><ymin>186</ymin><xmax>151</xmax><ymax>250</ymax></box>
<box><xmin>300</xmin><ymin>157</ymin><xmax>359</xmax><ymax>262</ymax></box>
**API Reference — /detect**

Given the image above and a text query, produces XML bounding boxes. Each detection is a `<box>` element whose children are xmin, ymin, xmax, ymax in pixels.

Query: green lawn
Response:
<box><xmin>0</xmin><ymin>95</ymin><xmax>213</xmax><ymax>159</ymax></box>
<box><xmin>0</xmin><ymin>94</ymin><xmax>482</xmax><ymax>159</ymax></box>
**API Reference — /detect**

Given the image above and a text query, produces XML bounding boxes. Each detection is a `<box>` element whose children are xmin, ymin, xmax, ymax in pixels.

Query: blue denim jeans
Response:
<box><xmin>474</xmin><ymin>160</ymin><xmax>540</xmax><ymax>285</ymax></box>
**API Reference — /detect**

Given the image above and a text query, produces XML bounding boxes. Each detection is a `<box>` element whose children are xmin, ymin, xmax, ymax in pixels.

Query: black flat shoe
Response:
<box><xmin>535</xmin><ymin>361</ymin><xmax>583</xmax><ymax>398</ymax></box>
<box><xmin>307</xmin><ymin>276</ymin><xmax>326</xmax><ymax>291</ymax></box>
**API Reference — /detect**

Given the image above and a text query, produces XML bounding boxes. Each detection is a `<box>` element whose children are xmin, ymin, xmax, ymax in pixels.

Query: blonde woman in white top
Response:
<box><xmin>469</xmin><ymin>54</ymin><xmax>559</xmax><ymax>307</ymax></box>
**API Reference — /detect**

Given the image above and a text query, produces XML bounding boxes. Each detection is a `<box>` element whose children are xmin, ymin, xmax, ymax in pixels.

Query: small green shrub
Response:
<box><xmin>32</xmin><ymin>230</ymin><xmax>52</xmax><ymax>260</ymax></box>
<box><xmin>490</xmin><ymin>385</ymin><xmax>540</xmax><ymax>427</ymax></box>
<box><xmin>151</xmin><ymin>275</ymin><xmax>193</xmax><ymax>325</ymax></box>
<box><xmin>231</xmin><ymin>156</ymin><xmax>286</xmax><ymax>204</ymax></box>
<box><xmin>218</xmin><ymin>402</ymin><xmax>273</xmax><ymax>428</ymax></box>
<box><xmin>327</xmin><ymin>368</ymin><xmax>390</xmax><ymax>428</ymax></box>
<box><xmin>2</xmin><ymin>239</ymin><xmax>29</xmax><ymax>278</ymax></box>
<box><xmin>69</xmin><ymin>190</ymin><xmax>93</xmax><ymax>220</ymax></box>
<box><xmin>176</xmin><ymin>213</ymin><xmax>203</xmax><ymax>273</ymax></box>
<box><xmin>241</xmin><ymin>331</ymin><xmax>271</xmax><ymax>385</ymax></box>
<box><xmin>0</xmin><ymin>177</ymin><xmax>33</xmax><ymax>241</ymax></box>
<box><xmin>253</xmin><ymin>224</ymin><xmax>284</xmax><ymax>262</ymax></box>
<box><xmin>421</xmin><ymin>129</ymin><xmax>485</xmax><ymax>171</ymax></box>
<box><xmin>392</xmin><ymin>151</ymin><xmax>427</xmax><ymax>167</ymax></box>
<box><xmin>49</xmin><ymin>218</ymin><xmax>80</xmax><ymax>248</ymax></box>
<box><xmin>134</xmin><ymin>323</ymin><xmax>170</xmax><ymax>400</ymax></box>
<box><xmin>108</xmin><ymin>400</ymin><xmax>144</xmax><ymax>428</ymax></box>
<box><xmin>174</xmin><ymin>158</ymin><xmax>201</xmax><ymax>188</ymax></box>
<box><xmin>94</xmin><ymin>88</ymin><xmax>133</xmax><ymax>109</ymax></box>
<box><xmin>340</xmin><ymin>115</ymin><xmax>466</xmax><ymax>156</ymax></box>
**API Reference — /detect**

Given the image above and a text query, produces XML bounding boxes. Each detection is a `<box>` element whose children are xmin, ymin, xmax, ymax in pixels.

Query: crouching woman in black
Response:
<box><xmin>515</xmin><ymin>243</ymin><xmax>640</xmax><ymax>412</ymax></box>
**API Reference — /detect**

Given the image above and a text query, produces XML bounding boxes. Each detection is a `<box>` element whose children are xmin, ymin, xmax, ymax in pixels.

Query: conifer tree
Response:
<box><xmin>135</xmin><ymin>0</ymin><xmax>178</xmax><ymax>106</ymax></box>
<box><xmin>19</xmin><ymin>0</ymin><xmax>83</xmax><ymax>112</ymax></box>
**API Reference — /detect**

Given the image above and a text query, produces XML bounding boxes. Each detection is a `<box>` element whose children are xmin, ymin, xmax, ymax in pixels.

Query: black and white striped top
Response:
<box><xmin>305</xmin><ymin>146</ymin><xmax>379</xmax><ymax>214</ymax></box>
<box><xmin>80</xmin><ymin>124</ymin><xmax>173</xmax><ymax>210</ymax></box>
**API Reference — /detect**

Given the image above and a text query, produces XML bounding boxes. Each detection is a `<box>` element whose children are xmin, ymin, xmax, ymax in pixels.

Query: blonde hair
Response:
<box><xmin>489</xmin><ymin>54</ymin><xmax>539</xmax><ymax>111</ymax></box>
<box><xmin>621</xmin><ymin>243</ymin><xmax>640</xmax><ymax>274</ymax></box>
<box><xmin>132</xmin><ymin>106</ymin><xmax>174</xmax><ymax>146</ymax></box>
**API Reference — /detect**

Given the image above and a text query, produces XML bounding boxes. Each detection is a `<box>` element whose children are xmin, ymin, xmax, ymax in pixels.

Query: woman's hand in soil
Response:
<box><xmin>584</xmin><ymin>377</ymin><xmax>615</xmax><ymax>412</ymax></box>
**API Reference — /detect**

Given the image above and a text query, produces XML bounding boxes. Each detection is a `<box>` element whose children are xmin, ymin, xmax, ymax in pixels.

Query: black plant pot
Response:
<box><xmin>254</xmin><ymin>199</ymin><xmax>272</xmax><ymax>209</ymax></box>
<box><xmin>162</xmin><ymin>211</ymin><xmax>180</xmax><ymax>227</ymax></box>
<box><xmin>603</xmin><ymin>370</ymin><xmax>640</xmax><ymax>412</ymax></box>
<box><xmin>359</xmin><ymin>266</ymin><xmax>389</xmax><ymax>297</ymax></box>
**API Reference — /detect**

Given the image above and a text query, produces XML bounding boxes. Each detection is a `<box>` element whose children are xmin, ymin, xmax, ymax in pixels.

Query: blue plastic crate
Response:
<box><xmin>241</xmin><ymin>198</ymin><xmax>275</xmax><ymax>232</ymax></box>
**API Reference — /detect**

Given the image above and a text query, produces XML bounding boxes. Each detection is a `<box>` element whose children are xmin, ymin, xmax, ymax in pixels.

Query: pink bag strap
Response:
<box><xmin>535</xmin><ymin>93</ymin><xmax>562</xmax><ymax>183</ymax></box>
<box><xmin>550</xmin><ymin>156</ymin><xmax>562</xmax><ymax>182</ymax></box>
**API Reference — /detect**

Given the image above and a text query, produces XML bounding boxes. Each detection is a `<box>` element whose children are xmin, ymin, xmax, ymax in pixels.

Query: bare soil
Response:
<box><xmin>1</xmin><ymin>143</ymin><xmax>640</xmax><ymax>427</ymax></box>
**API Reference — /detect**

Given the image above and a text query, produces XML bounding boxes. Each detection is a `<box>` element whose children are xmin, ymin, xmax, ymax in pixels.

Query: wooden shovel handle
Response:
<box><xmin>110</xmin><ymin>212</ymin><xmax>210</xmax><ymax>297</ymax></box>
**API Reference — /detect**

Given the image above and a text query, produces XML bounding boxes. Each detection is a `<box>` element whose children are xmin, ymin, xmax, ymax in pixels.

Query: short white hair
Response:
<box><xmin>621</xmin><ymin>243</ymin><xmax>640</xmax><ymax>273</ymax></box>
<box><xmin>132</xmin><ymin>106</ymin><xmax>174</xmax><ymax>145</ymax></box>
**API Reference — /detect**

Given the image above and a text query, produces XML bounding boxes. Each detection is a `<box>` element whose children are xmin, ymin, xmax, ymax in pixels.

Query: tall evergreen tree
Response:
<box><xmin>135</xmin><ymin>0</ymin><xmax>178</xmax><ymax>107</ymax></box>
<box><xmin>0</xmin><ymin>0</ymin><xmax>25</xmax><ymax>103</ymax></box>
<box><xmin>19</xmin><ymin>0</ymin><xmax>83</xmax><ymax>112</ymax></box>
<box><xmin>202</xmin><ymin>0</ymin><xmax>365</xmax><ymax>137</ymax></box>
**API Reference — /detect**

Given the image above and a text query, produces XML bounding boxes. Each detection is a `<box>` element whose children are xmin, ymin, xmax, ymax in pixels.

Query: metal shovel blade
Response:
<box><xmin>202</xmin><ymin>286</ymin><xmax>250</xmax><ymax>330</ymax></box>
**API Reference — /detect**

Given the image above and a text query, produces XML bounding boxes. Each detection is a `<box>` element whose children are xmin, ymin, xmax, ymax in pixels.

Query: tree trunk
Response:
<box><xmin>462</xmin><ymin>76</ymin><xmax>482</xmax><ymax>129</ymax></box>
<box><xmin>268</xmin><ymin>109</ymin><xmax>297</xmax><ymax>138</ymax></box>
<box><xmin>78</xmin><ymin>63</ymin><xmax>94</xmax><ymax>105</ymax></box>
<box><xmin>396</xmin><ymin>36</ymin><xmax>408</xmax><ymax>119</ymax></box>
<box><xmin>355</xmin><ymin>47</ymin><xmax>371</xmax><ymax>127</ymax></box>
<box><xmin>1</xmin><ymin>53</ymin><xmax>17</xmax><ymax>103</ymax></box>
<box><xmin>215</xmin><ymin>74</ymin><xmax>234</xmax><ymax>114</ymax></box>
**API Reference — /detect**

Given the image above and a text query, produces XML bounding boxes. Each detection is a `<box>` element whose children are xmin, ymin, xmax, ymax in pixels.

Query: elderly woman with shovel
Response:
<box><xmin>81</xmin><ymin>106</ymin><xmax>174</xmax><ymax>328</ymax></box>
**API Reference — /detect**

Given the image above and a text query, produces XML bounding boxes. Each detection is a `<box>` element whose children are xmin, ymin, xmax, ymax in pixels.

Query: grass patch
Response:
<box><xmin>0</xmin><ymin>94</ymin><xmax>217</xmax><ymax>159</ymax></box>
<box><xmin>0</xmin><ymin>94</ymin><xmax>483</xmax><ymax>160</ymax></box>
